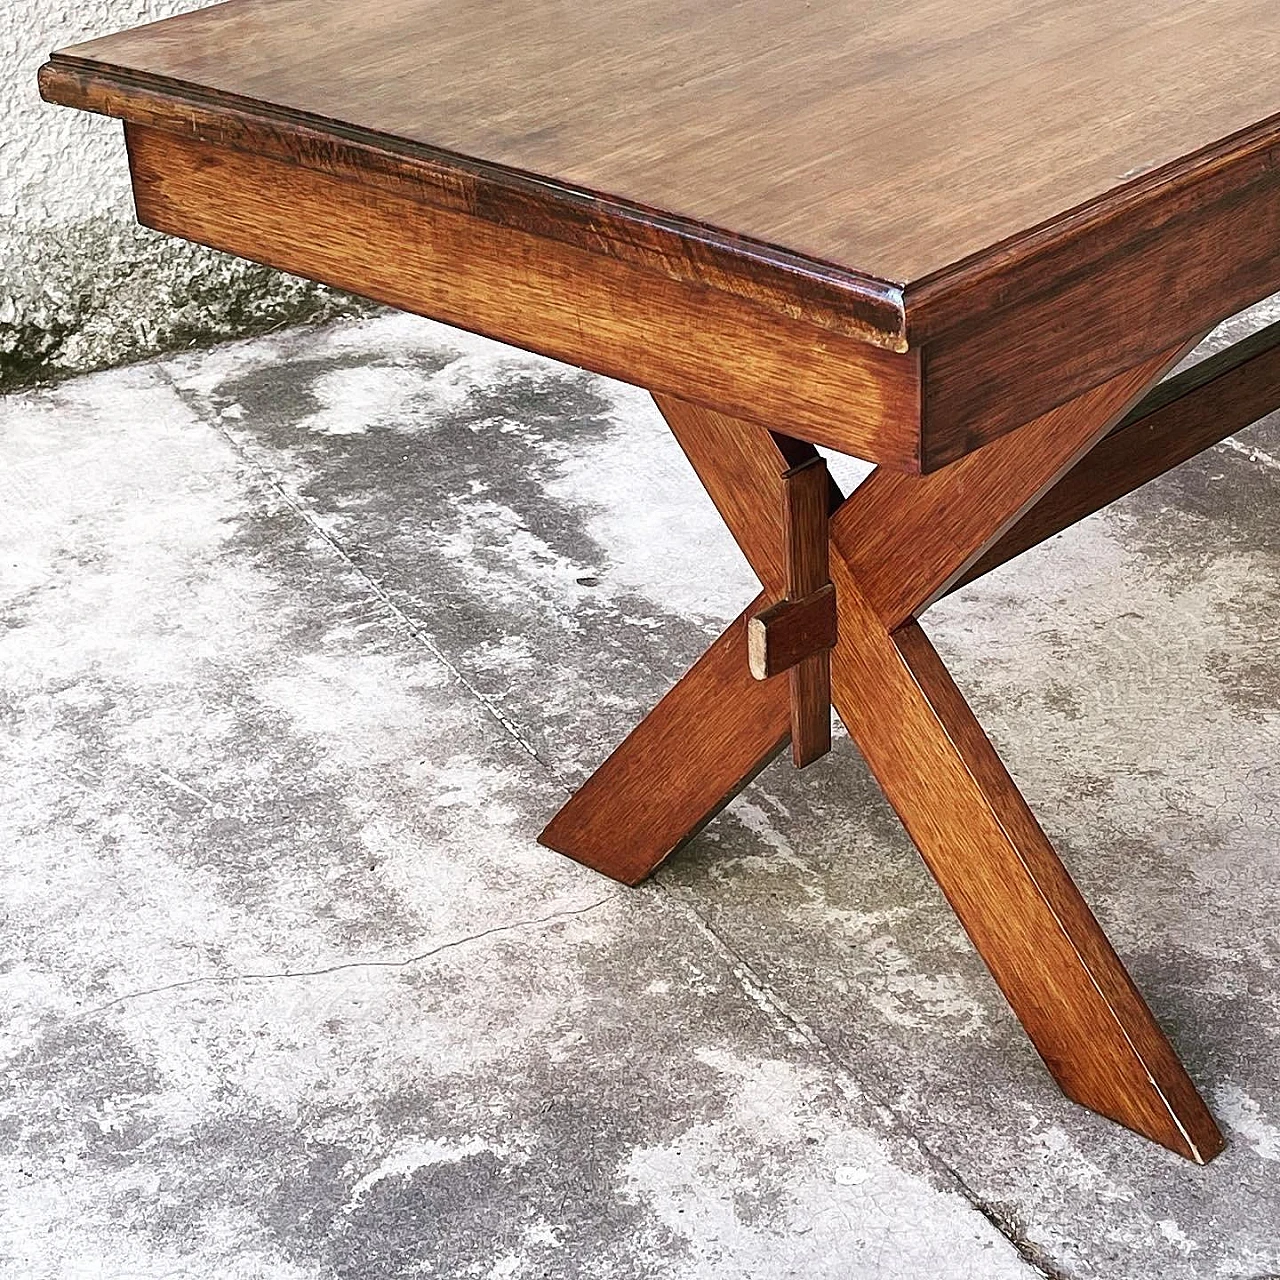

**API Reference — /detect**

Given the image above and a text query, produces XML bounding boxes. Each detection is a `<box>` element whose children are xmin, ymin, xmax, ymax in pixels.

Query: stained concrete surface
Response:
<box><xmin>2</xmin><ymin>309</ymin><xmax>1279</xmax><ymax>1279</ymax></box>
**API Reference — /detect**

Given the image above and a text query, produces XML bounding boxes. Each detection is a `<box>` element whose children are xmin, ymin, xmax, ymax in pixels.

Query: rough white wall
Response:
<box><xmin>0</xmin><ymin>0</ymin><xmax>365</xmax><ymax>390</ymax></box>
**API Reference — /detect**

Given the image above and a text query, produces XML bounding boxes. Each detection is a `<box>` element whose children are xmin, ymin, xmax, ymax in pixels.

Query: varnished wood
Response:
<box><xmin>39</xmin><ymin>2</ymin><xmax>1280</xmax><ymax>467</ymax></box>
<box><xmin>1118</xmin><ymin>320</ymin><xmax>1280</xmax><ymax>432</ymax></box>
<box><xmin>954</xmin><ymin>320</ymin><xmax>1280</xmax><ymax>590</ymax></box>
<box><xmin>39</xmin><ymin>0</ymin><xmax>1280</xmax><ymax>286</ymax></box>
<box><xmin>544</xmin><ymin>398</ymin><xmax>836</xmax><ymax>878</ymax></box>
<box><xmin>827</xmin><ymin>581</ymin><xmax>1223</xmax><ymax>1163</ymax></box>
<box><xmin>538</xmin><ymin>596</ymin><xmax>790</xmax><ymax>885</ymax></box>
<box><xmin>781</xmin><ymin>457</ymin><xmax>834</xmax><ymax>767</ymax></box>
<box><xmin>36</xmin><ymin>61</ymin><xmax>905</xmax><ymax>352</ymax></box>
<box><xmin>831</xmin><ymin>342</ymin><xmax>1199</xmax><ymax>628</ymax></box>
<box><xmin>783</xmin><ymin>459</ymin><xmax>830</xmax><ymax>600</ymax></box>
<box><xmin>747</xmin><ymin>586</ymin><xmax>837</xmax><ymax>681</ymax></box>
<box><xmin>121</xmin><ymin>124</ymin><xmax>923</xmax><ymax>468</ymax></box>
<box><xmin>637</xmin><ymin>392</ymin><xmax>1222</xmax><ymax>1160</ymax></box>
<box><xmin>913</xmin><ymin>145</ymin><xmax>1280</xmax><ymax>467</ymax></box>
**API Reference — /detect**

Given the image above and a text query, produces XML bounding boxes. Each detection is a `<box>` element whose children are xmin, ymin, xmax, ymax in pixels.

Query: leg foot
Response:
<box><xmin>829</xmin><ymin>566</ymin><xmax>1223</xmax><ymax>1161</ymax></box>
<box><xmin>539</xmin><ymin>596</ymin><xmax>790</xmax><ymax>884</ymax></box>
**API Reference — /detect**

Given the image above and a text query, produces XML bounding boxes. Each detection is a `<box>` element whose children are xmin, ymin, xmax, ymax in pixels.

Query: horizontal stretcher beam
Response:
<box><xmin>948</xmin><ymin>318</ymin><xmax>1280</xmax><ymax>594</ymax></box>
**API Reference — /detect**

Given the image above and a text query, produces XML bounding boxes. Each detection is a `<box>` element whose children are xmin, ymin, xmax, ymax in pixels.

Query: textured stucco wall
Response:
<box><xmin>0</xmin><ymin>0</ymin><xmax>369</xmax><ymax>392</ymax></box>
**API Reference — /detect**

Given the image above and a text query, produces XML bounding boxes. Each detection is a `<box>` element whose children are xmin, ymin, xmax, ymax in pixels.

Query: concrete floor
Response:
<box><xmin>3</xmin><ymin>308</ymin><xmax>1280</xmax><ymax>1280</ymax></box>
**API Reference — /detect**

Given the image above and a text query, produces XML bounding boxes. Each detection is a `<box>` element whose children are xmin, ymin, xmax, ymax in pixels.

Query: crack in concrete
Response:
<box><xmin>75</xmin><ymin>894</ymin><xmax>620</xmax><ymax>1019</ymax></box>
<box><xmin>657</xmin><ymin>883</ymin><xmax>1066</xmax><ymax>1280</ymax></box>
<box><xmin>156</xmin><ymin>360</ymin><xmax>562</xmax><ymax>781</ymax></box>
<box><xmin>154</xmin><ymin>351</ymin><xmax>1066</xmax><ymax>1277</ymax></box>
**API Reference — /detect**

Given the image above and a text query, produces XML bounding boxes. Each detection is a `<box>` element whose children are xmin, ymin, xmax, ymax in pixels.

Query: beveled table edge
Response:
<box><xmin>38</xmin><ymin>55</ymin><xmax>910</xmax><ymax>353</ymax></box>
<box><xmin>905</xmin><ymin>109</ymin><xmax>1280</xmax><ymax>339</ymax></box>
<box><xmin>42</xmin><ymin>49</ymin><xmax>1280</xmax><ymax>348</ymax></box>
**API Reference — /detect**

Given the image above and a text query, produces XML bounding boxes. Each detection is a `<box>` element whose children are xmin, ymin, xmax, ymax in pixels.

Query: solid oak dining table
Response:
<box><xmin>41</xmin><ymin>0</ymin><xmax>1280</xmax><ymax>1164</ymax></box>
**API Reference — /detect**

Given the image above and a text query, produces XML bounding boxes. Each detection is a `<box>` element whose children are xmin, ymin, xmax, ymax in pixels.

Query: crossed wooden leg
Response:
<box><xmin>539</xmin><ymin>345</ymin><xmax>1224</xmax><ymax>1161</ymax></box>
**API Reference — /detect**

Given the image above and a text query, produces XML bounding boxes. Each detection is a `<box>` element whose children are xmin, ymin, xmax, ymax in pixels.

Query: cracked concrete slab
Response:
<box><xmin>4</xmin><ymin>304</ymin><xmax>1280</xmax><ymax>1278</ymax></box>
<box><xmin>1</xmin><ymin>357</ymin><xmax>1036</xmax><ymax>1277</ymax></box>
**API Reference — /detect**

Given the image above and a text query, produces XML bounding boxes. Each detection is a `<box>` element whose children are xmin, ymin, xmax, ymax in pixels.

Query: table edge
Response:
<box><xmin>904</xmin><ymin>110</ymin><xmax>1280</xmax><ymax>339</ymax></box>
<box><xmin>43</xmin><ymin>49</ymin><xmax>1280</xmax><ymax>347</ymax></box>
<box><xmin>40</xmin><ymin>49</ymin><xmax>1280</xmax><ymax>471</ymax></box>
<box><xmin>39</xmin><ymin>54</ymin><xmax>910</xmax><ymax>353</ymax></box>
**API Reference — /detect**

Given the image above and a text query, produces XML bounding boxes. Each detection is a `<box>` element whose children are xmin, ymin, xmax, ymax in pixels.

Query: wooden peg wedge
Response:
<box><xmin>747</xmin><ymin>584</ymin><xmax>837</xmax><ymax>679</ymax></box>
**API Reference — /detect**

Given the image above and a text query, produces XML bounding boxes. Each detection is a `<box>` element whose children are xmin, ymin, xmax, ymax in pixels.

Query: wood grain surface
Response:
<box><xmin>645</xmin><ymin>391</ymin><xmax>1223</xmax><ymax>1160</ymax></box>
<box><xmin>538</xmin><ymin>596</ymin><xmax>790</xmax><ymax>885</ymax></box>
<box><xmin>542</xmin><ymin>400</ymin><xmax>837</xmax><ymax>880</ymax></box>
<box><xmin>828</xmin><ymin>587</ymin><xmax>1223</xmax><ymax>1162</ymax></box>
<box><xmin>832</xmin><ymin>342</ymin><xmax>1198</xmax><ymax>626</ymax></box>
<box><xmin>955</xmin><ymin>320</ymin><xmax>1280</xmax><ymax>590</ymax></box>
<box><xmin>123</xmin><ymin>124</ymin><xmax>923</xmax><ymax>466</ymax></box>
<box><xmin>747</xmin><ymin>585</ymin><xmax>837</xmax><ymax>680</ymax></box>
<box><xmin>780</xmin><ymin>457</ymin><xmax>834</xmax><ymax>767</ymax></box>
<box><xmin>40</xmin><ymin>5</ymin><xmax>1280</xmax><ymax>464</ymax></box>
<box><xmin>44</xmin><ymin>0</ymin><xmax>1280</xmax><ymax>286</ymax></box>
<box><xmin>38</xmin><ymin>0</ymin><xmax>1261</xmax><ymax>1160</ymax></box>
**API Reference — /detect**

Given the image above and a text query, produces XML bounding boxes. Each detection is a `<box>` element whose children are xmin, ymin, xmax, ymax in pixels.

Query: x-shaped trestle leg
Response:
<box><xmin>539</xmin><ymin>342</ymin><xmax>1223</xmax><ymax>1162</ymax></box>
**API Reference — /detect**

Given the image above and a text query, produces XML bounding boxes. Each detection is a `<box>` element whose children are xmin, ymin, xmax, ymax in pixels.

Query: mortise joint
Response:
<box><xmin>749</xmin><ymin>451</ymin><xmax>837</xmax><ymax>767</ymax></box>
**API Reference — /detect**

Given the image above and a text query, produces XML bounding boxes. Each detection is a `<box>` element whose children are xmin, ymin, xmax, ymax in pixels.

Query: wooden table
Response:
<box><xmin>41</xmin><ymin>0</ymin><xmax>1280</xmax><ymax>1164</ymax></box>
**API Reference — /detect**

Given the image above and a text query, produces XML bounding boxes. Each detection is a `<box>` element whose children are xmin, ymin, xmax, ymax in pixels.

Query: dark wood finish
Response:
<box><xmin>121</xmin><ymin>123</ymin><xmax>924</xmax><ymax>468</ymax></box>
<box><xmin>781</xmin><ymin>457</ymin><xmax>834</xmax><ymax>767</ymax></box>
<box><xmin>1117</xmin><ymin>320</ymin><xmax>1280</xmax><ymax>431</ymax></box>
<box><xmin>954</xmin><ymin>320</ymin><xmax>1280</xmax><ymax>590</ymax></box>
<box><xmin>36</xmin><ymin>60</ymin><xmax>906</xmax><ymax>351</ymax></box>
<box><xmin>785</xmin><ymin>651</ymin><xmax>831</xmax><ymax>769</ymax></box>
<box><xmin>832</xmin><ymin>343</ymin><xmax>1197</xmax><ymax>628</ymax></box>
<box><xmin>913</xmin><ymin>142</ymin><xmax>1280</xmax><ymax>468</ymax></box>
<box><xmin>747</xmin><ymin>585</ymin><xmax>837</xmax><ymax>680</ymax></box>
<box><xmin>39</xmin><ymin>0</ymin><xmax>1280</xmax><ymax>285</ymax></box>
<box><xmin>39</xmin><ymin>2</ymin><xmax>1280</xmax><ymax>468</ymax></box>
<box><xmin>538</xmin><ymin>596</ymin><xmax>790</xmax><ymax>885</ymax></box>
<box><xmin>545</xmin><ymin>396</ymin><xmax>839</xmax><ymax>878</ymax></box>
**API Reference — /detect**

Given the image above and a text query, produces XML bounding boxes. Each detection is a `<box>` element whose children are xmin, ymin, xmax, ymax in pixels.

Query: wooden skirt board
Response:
<box><xmin>38</xmin><ymin>0</ymin><xmax>1280</xmax><ymax>1163</ymax></box>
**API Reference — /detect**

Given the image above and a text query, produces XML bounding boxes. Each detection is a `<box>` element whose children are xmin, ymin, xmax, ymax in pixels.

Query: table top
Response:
<box><xmin>46</xmin><ymin>0</ymin><xmax>1280</xmax><ymax>297</ymax></box>
<box><xmin>39</xmin><ymin>0</ymin><xmax>1280</xmax><ymax>469</ymax></box>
